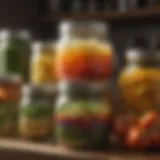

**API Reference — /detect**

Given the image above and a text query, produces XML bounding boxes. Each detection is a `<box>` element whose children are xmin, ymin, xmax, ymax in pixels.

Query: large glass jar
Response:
<box><xmin>118</xmin><ymin>46</ymin><xmax>160</xmax><ymax>149</ymax></box>
<box><xmin>56</xmin><ymin>21</ymin><xmax>113</xmax><ymax>81</ymax></box>
<box><xmin>30</xmin><ymin>42</ymin><xmax>56</xmax><ymax>84</ymax></box>
<box><xmin>0</xmin><ymin>76</ymin><xmax>22</xmax><ymax>137</ymax></box>
<box><xmin>19</xmin><ymin>85</ymin><xmax>55</xmax><ymax>140</ymax></box>
<box><xmin>55</xmin><ymin>82</ymin><xmax>112</xmax><ymax>148</ymax></box>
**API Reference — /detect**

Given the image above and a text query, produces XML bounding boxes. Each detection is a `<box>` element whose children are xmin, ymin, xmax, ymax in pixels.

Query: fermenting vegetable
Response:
<box><xmin>56</xmin><ymin>21</ymin><xmax>113</xmax><ymax>81</ymax></box>
<box><xmin>19</xmin><ymin>85</ymin><xmax>54</xmax><ymax>140</ymax></box>
<box><xmin>56</xmin><ymin>98</ymin><xmax>111</xmax><ymax>148</ymax></box>
<box><xmin>30</xmin><ymin>42</ymin><xmax>56</xmax><ymax>84</ymax></box>
<box><xmin>56</xmin><ymin>40</ymin><xmax>112</xmax><ymax>81</ymax></box>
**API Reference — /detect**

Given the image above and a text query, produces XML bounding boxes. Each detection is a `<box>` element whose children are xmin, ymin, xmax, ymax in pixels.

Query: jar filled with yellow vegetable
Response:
<box><xmin>119</xmin><ymin>38</ymin><xmax>160</xmax><ymax>112</ymax></box>
<box><xmin>30</xmin><ymin>42</ymin><xmax>57</xmax><ymax>84</ymax></box>
<box><xmin>116</xmin><ymin>38</ymin><xmax>160</xmax><ymax>149</ymax></box>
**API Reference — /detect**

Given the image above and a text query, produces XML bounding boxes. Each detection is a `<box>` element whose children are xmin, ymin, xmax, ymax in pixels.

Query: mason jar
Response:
<box><xmin>0</xmin><ymin>75</ymin><xmax>22</xmax><ymax>137</ymax></box>
<box><xmin>19</xmin><ymin>85</ymin><xmax>55</xmax><ymax>141</ymax></box>
<box><xmin>119</xmin><ymin>51</ymin><xmax>160</xmax><ymax>111</ymax></box>
<box><xmin>0</xmin><ymin>29</ymin><xmax>31</xmax><ymax>81</ymax></box>
<box><xmin>30</xmin><ymin>41</ymin><xmax>57</xmax><ymax>84</ymax></box>
<box><xmin>117</xmin><ymin>43</ymin><xmax>160</xmax><ymax>149</ymax></box>
<box><xmin>56</xmin><ymin>21</ymin><xmax>113</xmax><ymax>82</ymax></box>
<box><xmin>55</xmin><ymin>82</ymin><xmax>112</xmax><ymax>148</ymax></box>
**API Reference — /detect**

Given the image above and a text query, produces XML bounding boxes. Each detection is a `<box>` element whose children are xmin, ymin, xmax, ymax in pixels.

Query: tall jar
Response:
<box><xmin>118</xmin><ymin>42</ymin><xmax>160</xmax><ymax>149</ymax></box>
<box><xmin>19</xmin><ymin>85</ymin><xmax>55</xmax><ymax>141</ymax></box>
<box><xmin>56</xmin><ymin>21</ymin><xmax>113</xmax><ymax>81</ymax></box>
<box><xmin>0</xmin><ymin>30</ymin><xmax>31</xmax><ymax>81</ymax></box>
<box><xmin>30</xmin><ymin>42</ymin><xmax>57</xmax><ymax>84</ymax></box>
<box><xmin>11</xmin><ymin>30</ymin><xmax>31</xmax><ymax>82</ymax></box>
<box><xmin>55</xmin><ymin>82</ymin><xmax>112</xmax><ymax>148</ymax></box>
<box><xmin>0</xmin><ymin>75</ymin><xmax>22</xmax><ymax>137</ymax></box>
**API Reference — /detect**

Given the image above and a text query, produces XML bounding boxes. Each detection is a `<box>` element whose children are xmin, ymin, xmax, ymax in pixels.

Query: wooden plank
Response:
<box><xmin>0</xmin><ymin>139</ymin><xmax>160</xmax><ymax>160</ymax></box>
<box><xmin>40</xmin><ymin>6</ymin><xmax>160</xmax><ymax>22</ymax></box>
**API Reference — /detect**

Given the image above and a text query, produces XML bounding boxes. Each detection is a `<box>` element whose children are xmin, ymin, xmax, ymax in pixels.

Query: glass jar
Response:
<box><xmin>0</xmin><ymin>29</ymin><xmax>31</xmax><ymax>81</ymax></box>
<box><xmin>55</xmin><ymin>82</ymin><xmax>112</xmax><ymax>148</ymax></box>
<box><xmin>119</xmin><ymin>53</ymin><xmax>160</xmax><ymax>112</ymax></box>
<box><xmin>19</xmin><ymin>85</ymin><xmax>55</xmax><ymax>140</ymax></box>
<box><xmin>0</xmin><ymin>76</ymin><xmax>22</xmax><ymax>137</ymax></box>
<box><xmin>30</xmin><ymin>42</ymin><xmax>56</xmax><ymax>84</ymax></box>
<box><xmin>56</xmin><ymin>21</ymin><xmax>113</xmax><ymax>81</ymax></box>
<box><xmin>118</xmin><ymin>45</ymin><xmax>160</xmax><ymax>149</ymax></box>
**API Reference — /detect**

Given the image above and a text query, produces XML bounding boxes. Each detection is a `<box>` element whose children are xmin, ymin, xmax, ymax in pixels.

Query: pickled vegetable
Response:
<box><xmin>19</xmin><ymin>104</ymin><xmax>53</xmax><ymax>139</ymax></box>
<box><xmin>31</xmin><ymin>45</ymin><xmax>56</xmax><ymax>84</ymax></box>
<box><xmin>119</xmin><ymin>67</ymin><xmax>160</xmax><ymax>111</ymax></box>
<box><xmin>56</xmin><ymin>40</ymin><xmax>112</xmax><ymax>81</ymax></box>
<box><xmin>0</xmin><ymin>103</ymin><xmax>18</xmax><ymax>136</ymax></box>
<box><xmin>56</xmin><ymin>100</ymin><xmax>111</xmax><ymax>147</ymax></box>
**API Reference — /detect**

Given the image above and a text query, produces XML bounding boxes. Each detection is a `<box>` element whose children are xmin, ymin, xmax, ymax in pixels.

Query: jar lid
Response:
<box><xmin>126</xmin><ymin>51</ymin><xmax>160</xmax><ymax>66</ymax></box>
<box><xmin>126</xmin><ymin>37</ymin><xmax>152</xmax><ymax>64</ymax></box>
<box><xmin>59</xmin><ymin>20</ymin><xmax>108</xmax><ymax>39</ymax></box>
<box><xmin>12</xmin><ymin>29</ymin><xmax>31</xmax><ymax>39</ymax></box>
<box><xmin>0</xmin><ymin>30</ymin><xmax>10</xmax><ymax>39</ymax></box>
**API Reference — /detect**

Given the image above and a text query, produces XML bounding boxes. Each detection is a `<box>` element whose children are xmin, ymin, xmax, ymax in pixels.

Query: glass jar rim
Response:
<box><xmin>126</xmin><ymin>49</ymin><xmax>160</xmax><ymax>66</ymax></box>
<box><xmin>59</xmin><ymin>20</ymin><xmax>108</xmax><ymax>39</ymax></box>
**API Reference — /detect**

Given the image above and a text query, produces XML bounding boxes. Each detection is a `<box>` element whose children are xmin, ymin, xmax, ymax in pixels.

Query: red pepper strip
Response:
<box><xmin>138</xmin><ymin>111</ymin><xmax>158</xmax><ymax>130</ymax></box>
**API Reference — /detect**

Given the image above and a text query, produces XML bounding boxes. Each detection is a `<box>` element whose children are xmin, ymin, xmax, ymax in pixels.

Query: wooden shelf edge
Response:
<box><xmin>40</xmin><ymin>6</ymin><xmax>160</xmax><ymax>22</ymax></box>
<box><xmin>0</xmin><ymin>139</ymin><xmax>160</xmax><ymax>160</ymax></box>
<box><xmin>0</xmin><ymin>139</ymin><xmax>107</xmax><ymax>160</ymax></box>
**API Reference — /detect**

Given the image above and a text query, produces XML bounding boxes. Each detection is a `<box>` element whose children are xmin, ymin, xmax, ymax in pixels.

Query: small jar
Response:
<box><xmin>0</xmin><ymin>75</ymin><xmax>22</xmax><ymax>137</ymax></box>
<box><xmin>19</xmin><ymin>85</ymin><xmax>55</xmax><ymax>140</ymax></box>
<box><xmin>119</xmin><ymin>39</ymin><xmax>160</xmax><ymax>112</ymax></box>
<box><xmin>56</xmin><ymin>21</ymin><xmax>113</xmax><ymax>81</ymax></box>
<box><xmin>55</xmin><ymin>82</ymin><xmax>112</xmax><ymax>148</ymax></box>
<box><xmin>30</xmin><ymin>42</ymin><xmax>56</xmax><ymax>84</ymax></box>
<box><xmin>0</xmin><ymin>29</ymin><xmax>31</xmax><ymax>81</ymax></box>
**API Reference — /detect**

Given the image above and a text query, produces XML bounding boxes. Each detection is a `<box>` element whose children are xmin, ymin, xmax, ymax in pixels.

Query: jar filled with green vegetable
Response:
<box><xmin>19</xmin><ymin>85</ymin><xmax>55</xmax><ymax>141</ymax></box>
<box><xmin>0</xmin><ymin>75</ymin><xmax>22</xmax><ymax>137</ymax></box>
<box><xmin>55</xmin><ymin>82</ymin><xmax>112</xmax><ymax>149</ymax></box>
<box><xmin>0</xmin><ymin>29</ymin><xmax>31</xmax><ymax>81</ymax></box>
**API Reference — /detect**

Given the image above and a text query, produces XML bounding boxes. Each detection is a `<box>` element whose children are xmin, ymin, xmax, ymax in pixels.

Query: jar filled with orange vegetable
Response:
<box><xmin>56</xmin><ymin>21</ymin><xmax>113</xmax><ymax>81</ymax></box>
<box><xmin>30</xmin><ymin>42</ymin><xmax>57</xmax><ymax>84</ymax></box>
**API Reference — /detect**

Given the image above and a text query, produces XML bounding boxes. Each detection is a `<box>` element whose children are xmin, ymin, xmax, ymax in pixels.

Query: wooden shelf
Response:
<box><xmin>0</xmin><ymin>139</ymin><xmax>160</xmax><ymax>160</ymax></box>
<box><xmin>40</xmin><ymin>6</ymin><xmax>160</xmax><ymax>22</ymax></box>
